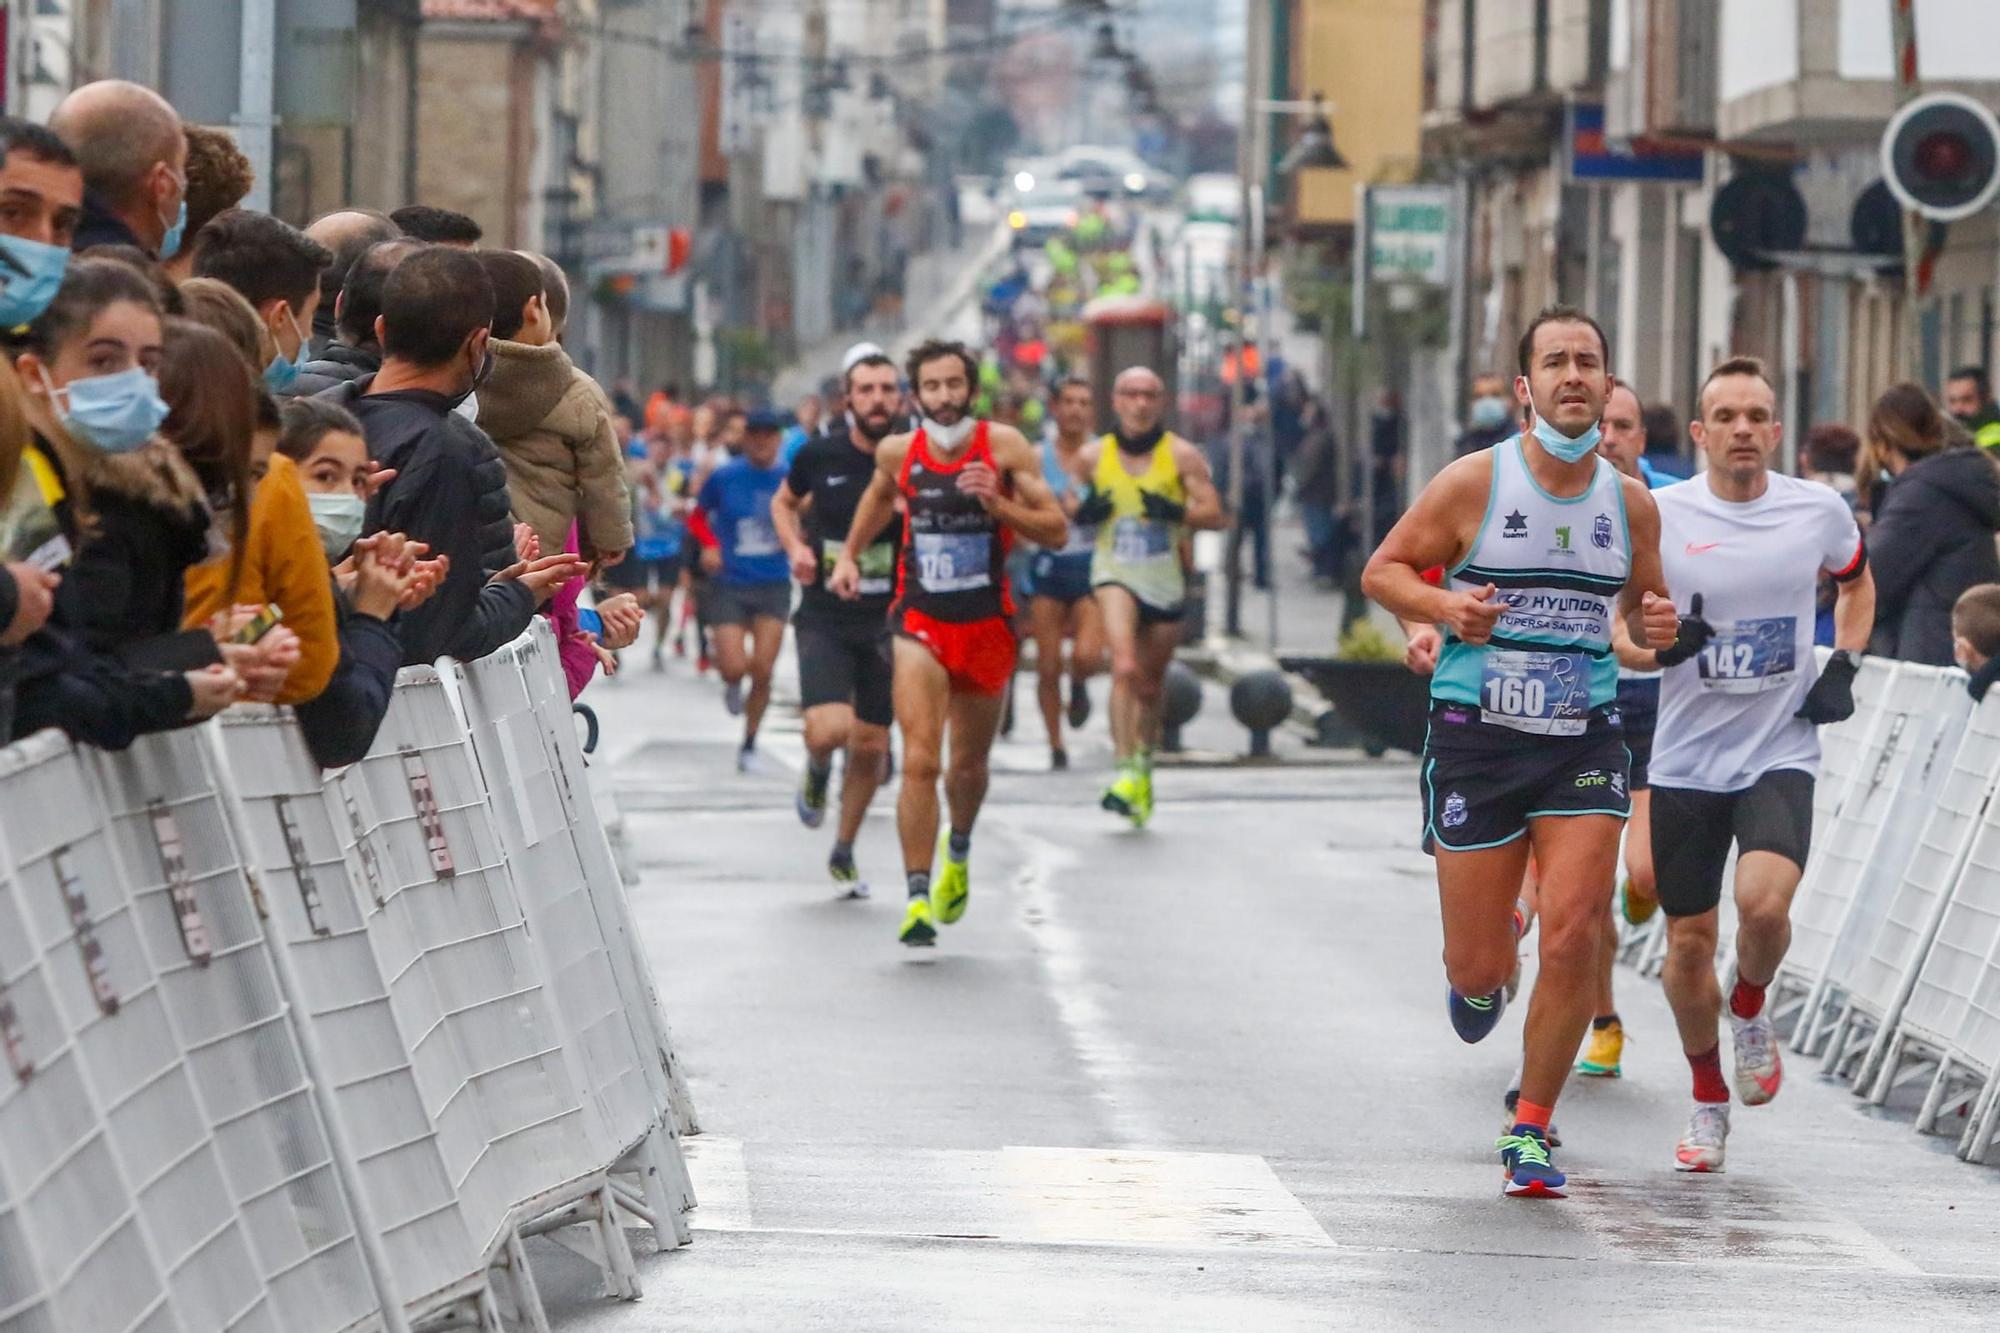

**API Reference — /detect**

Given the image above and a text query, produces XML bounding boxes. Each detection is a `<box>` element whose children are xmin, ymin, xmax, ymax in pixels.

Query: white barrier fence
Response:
<box><xmin>0</xmin><ymin>621</ymin><xmax>696</xmax><ymax>1332</ymax></box>
<box><xmin>1622</xmin><ymin>652</ymin><xmax>2000</xmax><ymax>1167</ymax></box>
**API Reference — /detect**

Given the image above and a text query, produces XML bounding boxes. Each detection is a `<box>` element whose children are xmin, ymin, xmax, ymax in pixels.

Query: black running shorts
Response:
<box><xmin>795</xmin><ymin>617</ymin><xmax>895</xmax><ymax>727</ymax></box>
<box><xmin>1421</xmin><ymin>701</ymin><xmax>1632</xmax><ymax>855</ymax></box>
<box><xmin>1649</xmin><ymin>769</ymin><xmax>1815</xmax><ymax>918</ymax></box>
<box><xmin>704</xmin><ymin>579</ymin><xmax>792</xmax><ymax>627</ymax></box>
<box><xmin>1614</xmin><ymin>676</ymin><xmax>1659</xmax><ymax>791</ymax></box>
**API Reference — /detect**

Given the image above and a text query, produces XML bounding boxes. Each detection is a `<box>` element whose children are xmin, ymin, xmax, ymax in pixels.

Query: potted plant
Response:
<box><xmin>1281</xmin><ymin>619</ymin><xmax>1431</xmax><ymax>757</ymax></box>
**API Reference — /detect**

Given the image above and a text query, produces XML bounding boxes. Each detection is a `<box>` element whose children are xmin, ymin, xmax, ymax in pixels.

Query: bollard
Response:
<box><xmin>1229</xmin><ymin>670</ymin><xmax>1293</xmax><ymax>758</ymax></box>
<box><xmin>1160</xmin><ymin>661</ymin><xmax>1204</xmax><ymax>753</ymax></box>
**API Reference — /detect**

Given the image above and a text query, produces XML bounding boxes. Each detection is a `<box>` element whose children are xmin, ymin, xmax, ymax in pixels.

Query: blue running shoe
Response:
<box><xmin>1497</xmin><ymin>1125</ymin><xmax>1566</xmax><ymax>1198</ymax></box>
<box><xmin>1448</xmin><ymin>986</ymin><xmax>1507</xmax><ymax>1043</ymax></box>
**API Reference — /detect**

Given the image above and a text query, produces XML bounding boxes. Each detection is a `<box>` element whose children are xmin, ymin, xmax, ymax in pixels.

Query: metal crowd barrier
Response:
<box><xmin>0</xmin><ymin>620</ymin><xmax>696</xmax><ymax>1332</ymax></box>
<box><xmin>1618</xmin><ymin>653</ymin><xmax>2000</xmax><ymax>1170</ymax></box>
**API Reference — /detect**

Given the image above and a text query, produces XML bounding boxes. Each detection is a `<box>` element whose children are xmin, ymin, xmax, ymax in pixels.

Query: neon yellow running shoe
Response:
<box><xmin>899</xmin><ymin>896</ymin><xmax>937</xmax><ymax>946</ymax></box>
<box><xmin>1620</xmin><ymin>878</ymin><xmax>1659</xmax><ymax>926</ymax></box>
<box><xmin>1101</xmin><ymin>766</ymin><xmax>1141</xmax><ymax>821</ymax></box>
<box><xmin>1131</xmin><ymin>767</ymin><xmax>1154</xmax><ymax>828</ymax></box>
<box><xmin>1575</xmin><ymin>1019</ymin><xmax>1624</xmax><ymax>1077</ymax></box>
<box><xmin>933</xmin><ymin>833</ymin><xmax>970</xmax><ymax>925</ymax></box>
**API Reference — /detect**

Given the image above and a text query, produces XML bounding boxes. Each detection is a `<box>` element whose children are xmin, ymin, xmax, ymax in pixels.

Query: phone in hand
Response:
<box><xmin>231</xmin><ymin>603</ymin><xmax>284</xmax><ymax>645</ymax></box>
<box><xmin>576</xmin><ymin>606</ymin><xmax>604</xmax><ymax>638</ymax></box>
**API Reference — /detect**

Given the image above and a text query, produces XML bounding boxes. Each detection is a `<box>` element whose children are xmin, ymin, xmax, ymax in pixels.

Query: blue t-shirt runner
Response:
<box><xmin>698</xmin><ymin>455</ymin><xmax>790</xmax><ymax>585</ymax></box>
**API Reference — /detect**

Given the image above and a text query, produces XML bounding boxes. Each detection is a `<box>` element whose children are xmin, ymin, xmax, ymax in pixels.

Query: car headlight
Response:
<box><xmin>1013</xmin><ymin>171</ymin><xmax>1035</xmax><ymax>192</ymax></box>
<box><xmin>1008</xmin><ymin>210</ymin><xmax>1027</xmax><ymax>229</ymax></box>
<box><xmin>1124</xmin><ymin>172</ymin><xmax>1147</xmax><ymax>193</ymax></box>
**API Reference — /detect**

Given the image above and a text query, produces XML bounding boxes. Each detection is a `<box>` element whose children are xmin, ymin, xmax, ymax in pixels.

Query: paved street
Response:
<box><xmin>530</xmin><ymin>644</ymin><xmax>2000</xmax><ymax>1330</ymax></box>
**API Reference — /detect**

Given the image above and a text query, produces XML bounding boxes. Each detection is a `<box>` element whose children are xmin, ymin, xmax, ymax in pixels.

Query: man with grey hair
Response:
<box><xmin>50</xmin><ymin>80</ymin><xmax>188</xmax><ymax>258</ymax></box>
<box><xmin>304</xmin><ymin>208</ymin><xmax>402</xmax><ymax>355</ymax></box>
<box><xmin>1073</xmin><ymin>365</ymin><xmax>1226</xmax><ymax>827</ymax></box>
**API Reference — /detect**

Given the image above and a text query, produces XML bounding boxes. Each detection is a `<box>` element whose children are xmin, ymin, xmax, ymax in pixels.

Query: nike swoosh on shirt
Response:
<box><xmin>826</xmin><ymin>476</ymin><xmax>850</xmax><ymax>486</ymax></box>
<box><xmin>1685</xmin><ymin>541</ymin><xmax>1722</xmax><ymax>554</ymax></box>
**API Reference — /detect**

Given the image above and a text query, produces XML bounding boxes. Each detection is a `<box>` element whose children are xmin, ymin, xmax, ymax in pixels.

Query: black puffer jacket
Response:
<box><xmin>1868</xmin><ymin>444</ymin><xmax>2000</xmax><ymax>666</ymax></box>
<box><xmin>293</xmin><ymin>341</ymin><xmax>380</xmax><ymax>398</ymax></box>
<box><xmin>320</xmin><ymin>377</ymin><xmax>533</xmax><ymax>666</ymax></box>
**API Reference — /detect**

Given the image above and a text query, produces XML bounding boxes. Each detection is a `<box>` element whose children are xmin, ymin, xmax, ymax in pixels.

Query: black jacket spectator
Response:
<box><xmin>322</xmin><ymin>376</ymin><xmax>531</xmax><ymax>665</ymax></box>
<box><xmin>51</xmin><ymin>438</ymin><xmax>222</xmax><ymax>671</ymax></box>
<box><xmin>10</xmin><ymin>437</ymin><xmax>203</xmax><ymax>746</ymax></box>
<box><xmin>293</xmin><ymin>587</ymin><xmax>403</xmax><ymax>766</ymax></box>
<box><xmin>295</xmin><ymin>341</ymin><xmax>379</xmax><ymax>397</ymax></box>
<box><xmin>1868</xmin><ymin>444</ymin><xmax>2000</xmax><ymax>665</ymax></box>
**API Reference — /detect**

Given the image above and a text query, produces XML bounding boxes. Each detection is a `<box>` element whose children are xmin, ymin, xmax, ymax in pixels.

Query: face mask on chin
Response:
<box><xmin>920</xmin><ymin>400</ymin><xmax>974</xmax><ymax>448</ymax></box>
<box><xmin>1528</xmin><ymin>409</ymin><xmax>1602</xmax><ymax>464</ymax></box>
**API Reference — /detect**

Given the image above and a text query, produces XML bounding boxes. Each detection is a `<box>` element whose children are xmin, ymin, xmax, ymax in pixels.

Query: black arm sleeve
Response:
<box><xmin>295</xmin><ymin>612</ymin><xmax>404</xmax><ymax>768</ymax></box>
<box><xmin>10</xmin><ymin>625</ymin><xmax>194</xmax><ymax>749</ymax></box>
<box><xmin>381</xmin><ymin>447</ymin><xmax>535</xmax><ymax>665</ymax></box>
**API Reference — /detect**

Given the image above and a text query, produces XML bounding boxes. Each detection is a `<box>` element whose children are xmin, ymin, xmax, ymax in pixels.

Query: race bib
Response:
<box><xmin>824</xmin><ymin>538</ymin><xmax>894</xmax><ymax>596</ymax></box>
<box><xmin>914</xmin><ymin>531</ymin><xmax>991</xmax><ymax>593</ymax></box>
<box><xmin>1061</xmin><ymin>519</ymin><xmax>1097</xmax><ymax>555</ymax></box>
<box><xmin>1697</xmin><ymin>616</ymin><xmax>1797</xmax><ymax>693</ymax></box>
<box><xmin>734</xmin><ymin>515</ymin><xmax>779</xmax><ymax>558</ymax></box>
<box><xmin>1479</xmin><ymin>650</ymin><xmax>1591</xmax><ymax>736</ymax></box>
<box><xmin>1111</xmin><ymin>515</ymin><xmax>1172</xmax><ymax>564</ymax></box>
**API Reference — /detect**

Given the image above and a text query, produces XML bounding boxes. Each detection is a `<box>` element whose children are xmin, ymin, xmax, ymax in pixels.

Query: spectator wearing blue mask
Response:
<box><xmin>190</xmin><ymin>208</ymin><xmax>329</xmax><ymax>396</ymax></box>
<box><xmin>49</xmin><ymin>80</ymin><xmax>189</xmax><ymax>261</ymax></box>
<box><xmin>1454</xmin><ymin>371</ymin><xmax>1516</xmax><ymax>457</ymax></box>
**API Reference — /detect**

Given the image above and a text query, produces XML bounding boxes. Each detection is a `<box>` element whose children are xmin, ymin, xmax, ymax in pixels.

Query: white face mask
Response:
<box><xmin>308</xmin><ymin>491</ymin><xmax>366</xmax><ymax>560</ymax></box>
<box><xmin>921</xmin><ymin>415</ymin><xmax>975</xmax><ymax>448</ymax></box>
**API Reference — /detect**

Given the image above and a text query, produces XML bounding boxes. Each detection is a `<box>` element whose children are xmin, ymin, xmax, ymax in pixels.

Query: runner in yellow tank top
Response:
<box><xmin>1073</xmin><ymin>367</ymin><xmax>1226</xmax><ymax>826</ymax></box>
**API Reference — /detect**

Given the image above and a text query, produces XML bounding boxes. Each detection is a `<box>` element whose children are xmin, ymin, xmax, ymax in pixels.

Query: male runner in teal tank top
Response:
<box><xmin>1363</xmin><ymin>305</ymin><xmax>1686</xmax><ymax>1198</ymax></box>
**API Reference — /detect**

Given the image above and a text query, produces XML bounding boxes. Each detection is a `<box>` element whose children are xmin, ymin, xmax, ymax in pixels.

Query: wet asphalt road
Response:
<box><xmin>530</xmin><ymin>647</ymin><xmax>2000</xmax><ymax>1330</ymax></box>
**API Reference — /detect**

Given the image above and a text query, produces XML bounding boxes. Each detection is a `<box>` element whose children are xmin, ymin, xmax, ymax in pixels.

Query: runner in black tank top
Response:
<box><xmin>772</xmin><ymin>348</ymin><xmax>904</xmax><ymax>901</ymax></box>
<box><xmin>830</xmin><ymin>340</ymin><xmax>1068</xmax><ymax>947</ymax></box>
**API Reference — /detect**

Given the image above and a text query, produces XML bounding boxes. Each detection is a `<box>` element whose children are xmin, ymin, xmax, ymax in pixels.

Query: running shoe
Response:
<box><xmin>723</xmin><ymin>679</ymin><xmax>744</xmax><ymax>716</ymax></box>
<box><xmin>1448</xmin><ymin>986</ymin><xmax>1508</xmax><ymax>1043</ymax></box>
<box><xmin>1620</xmin><ymin>877</ymin><xmax>1659</xmax><ymax>926</ymax></box>
<box><xmin>1499</xmin><ymin>1088</ymin><xmax>1561</xmax><ymax>1147</ymax></box>
<box><xmin>1496</xmin><ymin>1126</ymin><xmax>1566</xmax><ymax>1198</ymax></box>
<box><xmin>796</xmin><ymin>765</ymin><xmax>829</xmax><ymax>828</ymax></box>
<box><xmin>736</xmin><ymin>744</ymin><xmax>757</xmax><ymax>774</ymax></box>
<box><xmin>1673</xmin><ymin>1102</ymin><xmax>1730</xmax><ymax>1173</ymax></box>
<box><xmin>1729</xmin><ymin>999</ymin><xmax>1784</xmax><ymax>1105</ymax></box>
<box><xmin>899</xmin><ymin>896</ymin><xmax>937</xmax><ymax>946</ymax></box>
<box><xmin>1051</xmin><ymin>747</ymin><xmax>1069</xmax><ymax>771</ymax></box>
<box><xmin>1067</xmin><ymin>680</ymin><xmax>1092</xmax><ymax>729</ymax></box>
<box><xmin>830</xmin><ymin>851</ymin><xmax>868</xmax><ymax>900</ymax></box>
<box><xmin>650</xmin><ymin>645</ymin><xmax>665</xmax><ymax>672</ymax></box>
<box><xmin>932</xmin><ymin>833</ymin><xmax>970</xmax><ymax>924</ymax></box>
<box><xmin>1133</xmin><ymin>767</ymin><xmax>1154</xmax><ymax>828</ymax></box>
<box><xmin>1101</xmin><ymin>767</ymin><xmax>1141</xmax><ymax>820</ymax></box>
<box><xmin>1575</xmin><ymin>1020</ymin><xmax>1624</xmax><ymax>1078</ymax></box>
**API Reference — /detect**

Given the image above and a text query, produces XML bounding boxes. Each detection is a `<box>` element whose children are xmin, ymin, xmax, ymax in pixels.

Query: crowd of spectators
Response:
<box><xmin>0</xmin><ymin>79</ymin><xmax>651</xmax><ymax>764</ymax></box>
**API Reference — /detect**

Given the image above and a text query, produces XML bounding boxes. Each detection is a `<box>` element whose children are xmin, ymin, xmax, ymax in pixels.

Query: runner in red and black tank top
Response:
<box><xmin>893</xmin><ymin>421</ymin><xmax>1014</xmax><ymax>624</ymax></box>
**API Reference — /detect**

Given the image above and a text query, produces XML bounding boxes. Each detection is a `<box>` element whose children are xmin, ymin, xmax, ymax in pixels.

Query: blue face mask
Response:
<box><xmin>158</xmin><ymin>197</ymin><xmax>188</xmax><ymax>261</ymax></box>
<box><xmin>264</xmin><ymin>308</ymin><xmax>310</xmax><ymax>392</ymax></box>
<box><xmin>47</xmin><ymin>365</ymin><xmax>171</xmax><ymax>454</ymax></box>
<box><xmin>0</xmin><ymin>235</ymin><xmax>69</xmax><ymax>329</ymax></box>
<box><xmin>1530</xmin><ymin>411</ymin><xmax>1603</xmax><ymax>464</ymax></box>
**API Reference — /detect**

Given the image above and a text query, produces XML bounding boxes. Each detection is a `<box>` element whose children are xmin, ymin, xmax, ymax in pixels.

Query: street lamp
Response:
<box><xmin>1277</xmin><ymin>99</ymin><xmax>1347</xmax><ymax>175</ymax></box>
<box><xmin>1223</xmin><ymin>88</ymin><xmax>1348</xmax><ymax>643</ymax></box>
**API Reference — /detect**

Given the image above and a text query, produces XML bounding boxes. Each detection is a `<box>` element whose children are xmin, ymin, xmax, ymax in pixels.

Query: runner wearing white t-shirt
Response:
<box><xmin>1641</xmin><ymin>357</ymin><xmax>1875</xmax><ymax>1173</ymax></box>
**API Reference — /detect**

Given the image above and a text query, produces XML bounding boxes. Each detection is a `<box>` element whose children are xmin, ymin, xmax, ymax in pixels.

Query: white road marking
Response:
<box><xmin>1000</xmin><ymin>1145</ymin><xmax>1337</xmax><ymax>1250</ymax></box>
<box><xmin>681</xmin><ymin>1135</ymin><xmax>752</xmax><ymax>1230</ymax></box>
<box><xmin>1006</xmin><ymin>827</ymin><xmax>1165</xmax><ymax>1147</ymax></box>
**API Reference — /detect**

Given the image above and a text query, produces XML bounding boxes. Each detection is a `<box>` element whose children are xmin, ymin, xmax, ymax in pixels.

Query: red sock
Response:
<box><xmin>1688</xmin><ymin>1044</ymin><xmax>1729</xmax><ymax>1103</ymax></box>
<box><xmin>1729</xmin><ymin>976</ymin><xmax>1767</xmax><ymax>1020</ymax></box>
<box><xmin>1511</xmin><ymin>1097</ymin><xmax>1555</xmax><ymax>1133</ymax></box>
